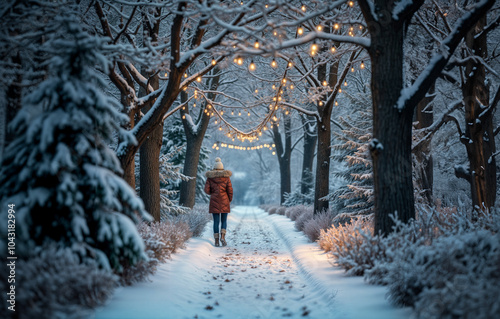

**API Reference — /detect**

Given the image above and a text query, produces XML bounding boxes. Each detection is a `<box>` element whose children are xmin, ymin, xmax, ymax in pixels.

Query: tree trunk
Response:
<box><xmin>369</xmin><ymin>22</ymin><xmax>415</xmax><ymax>235</ymax></box>
<box><xmin>313</xmin><ymin>112</ymin><xmax>331</xmax><ymax>213</ymax></box>
<box><xmin>301</xmin><ymin>115</ymin><xmax>317</xmax><ymax>194</ymax></box>
<box><xmin>179</xmin><ymin>70</ymin><xmax>219</xmax><ymax>208</ymax></box>
<box><xmin>413</xmin><ymin>85</ymin><xmax>434</xmax><ymax>203</ymax></box>
<box><xmin>459</xmin><ymin>15</ymin><xmax>496</xmax><ymax>210</ymax></box>
<box><xmin>272</xmin><ymin>114</ymin><xmax>292</xmax><ymax>205</ymax></box>
<box><xmin>139</xmin><ymin>68</ymin><xmax>161</xmax><ymax>221</ymax></box>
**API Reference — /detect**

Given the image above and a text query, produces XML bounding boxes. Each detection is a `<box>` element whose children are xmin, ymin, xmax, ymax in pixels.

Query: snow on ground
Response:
<box><xmin>91</xmin><ymin>206</ymin><xmax>412</xmax><ymax>319</ymax></box>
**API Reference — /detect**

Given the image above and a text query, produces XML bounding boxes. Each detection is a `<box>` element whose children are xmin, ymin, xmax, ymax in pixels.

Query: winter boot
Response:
<box><xmin>220</xmin><ymin>229</ymin><xmax>227</xmax><ymax>247</ymax></box>
<box><xmin>214</xmin><ymin>233</ymin><xmax>220</xmax><ymax>247</ymax></box>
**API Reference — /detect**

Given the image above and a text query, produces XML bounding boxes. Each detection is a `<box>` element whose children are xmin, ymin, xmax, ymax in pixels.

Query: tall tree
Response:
<box><xmin>356</xmin><ymin>0</ymin><xmax>495</xmax><ymax>234</ymax></box>
<box><xmin>454</xmin><ymin>12</ymin><xmax>498</xmax><ymax>210</ymax></box>
<box><xmin>0</xmin><ymin>18</ymin><xmax>149</xmax><ymax>269</ymax></box>
<box><xmin>179</xmin><ymin>69</ymin><xmax>220</xmax><ymax>208</ymax></box>
<box><xmin>272</xmin><ymin>112</ymin><xmax>292</xmax><ymax>205</ymax></box>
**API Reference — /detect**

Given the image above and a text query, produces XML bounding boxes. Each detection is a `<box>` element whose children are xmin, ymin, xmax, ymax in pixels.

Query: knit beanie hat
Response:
<box><xmin>214</xmin><ymin>157</ymin><xmax>224</xmax><ymax>170</ymax></box>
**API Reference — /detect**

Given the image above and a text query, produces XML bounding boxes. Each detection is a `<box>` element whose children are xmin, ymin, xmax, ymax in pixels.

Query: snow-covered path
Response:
<box><xmin>92</xmin><ymin>206</ymin><xmax>411</xmax><ymax>319</ymax></box>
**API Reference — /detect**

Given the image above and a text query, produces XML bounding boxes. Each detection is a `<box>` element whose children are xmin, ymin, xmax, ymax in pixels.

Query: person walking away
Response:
<box><xmin>204</xmin><ymin>157</ymin><xmax>233</xmax><ymax>247</ymax></box>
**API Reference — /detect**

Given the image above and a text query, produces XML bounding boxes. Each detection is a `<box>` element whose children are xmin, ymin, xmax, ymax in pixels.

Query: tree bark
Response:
<box><xmin>458</xmin><ymin>14</ymin><xmax>496</xmax><ymax>210</ymax></box>
<box><xmin>369</xmin><ymin>19</ymin><xmax>415</xmax><ymax>235</ymax></box>
<box><xmin>272</xmin><ymin>114</ymin><xmax>292</xmax><ymax>205</ymax></box>
<box><xmin>413</xmin><ymin>85</ymin><xmax>434</xmax><ymax>203</ymax></box>
<box><xmin>301</xmin><ymin>115</ymin><xmax>317</xmax><ymax>194</ymax></box>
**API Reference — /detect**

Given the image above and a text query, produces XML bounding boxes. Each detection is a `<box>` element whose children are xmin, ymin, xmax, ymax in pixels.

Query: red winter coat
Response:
<box><xmin>204</xmin><ymin>170</ymin><xmax>233</xmax><ymax>214</ymax></box>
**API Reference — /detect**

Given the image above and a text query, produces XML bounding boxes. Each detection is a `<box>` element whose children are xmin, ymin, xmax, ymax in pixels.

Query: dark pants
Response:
<box><xmin>212</xmin><ymin>213</ymin><xmax>228</xmax><ymax>233</ymax></box>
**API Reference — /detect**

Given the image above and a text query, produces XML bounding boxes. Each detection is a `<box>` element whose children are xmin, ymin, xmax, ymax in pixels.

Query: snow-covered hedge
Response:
<box><xmin>303</xmin><ymin>210</ymin><xmax>337</xmax><ymax>242</ymax></box>
<box><xmin>168</xmin><ymin>205</ymin><xmax>211</xmax><ymax>237</ymax></box>
<box><xmin>120</xmin><ymin>220</ymin><xmax>191</xmax><ymax>285</ymax></box>
<box><xmin>2</xmin><ymin>246</ymin><xmax>118</xmax><ymax>319</ymax></box>
<box><xmin>318</xmin><ymin>205</ymin><xmax>500</xmax><ymax>318</ymax></box>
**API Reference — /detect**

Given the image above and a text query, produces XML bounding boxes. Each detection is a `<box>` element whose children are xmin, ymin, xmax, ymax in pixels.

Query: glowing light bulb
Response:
<box><xmin>249</xmin><ymin>61</ymin><xmax>256</xmax><ymax>71</ymax></box>
<box><xmin>184</xmin><ymin>73</ymin><xmax>188</xmax><ymax>78</ymax></box>
<box><xmin>331</xmin><ymin>46</ymin><xmax>336</xmax><ymax>53</ymax></box>
<box><xmin>237</xmin><ymin>57</ymin><xmax>244</xmax><ymax>65</ymax></box>
<box><xmin>338</xmin><ymin>88</ymin><xmax>342</xmax><ymax>93</ymax></box>
<box><xmin>196</xmin><ymin>76</ymin><xmax>202</xmax><ymax>82</ymax></box>
<box><xmin>317</xmin><ymin>25</ymin><xmax>323</xmax><ymax>31</ymax></box>
<box><xmin>351</xmin><ymin>67</ymin><xmax>355</xmax><ymax>72</ymax></box>
<box><xmin>334</xmin><ymin>23</ymin><xmax>340</xmax><ymax>30</ymax></box>
<box><xmin>271</xmin><ymin>59</ymin><xmax>277</xmax><ymax>68</ymax></box>
<box><xmin>211</xmin><ymin>59</ymin><xmax>217</xmax><ymax>65</ymax></box>
<box><xmin>311</xmin><ymin>43</ymin><xmax>318</xmax><ymax>51</ymax></box>
<box><xmin>255</xmin><ymin>89</ymin><xmax>259</xmax><ymax>93</ymax></box>
<box><xmin>360</xmin><ymin>61</ymin><xmax>365</xmax><ymax>69</ymax></box>
<box><xmin>290</xmin><ymin>84</ymin><xmax>294</xmax><ymax>90</ymax></box>
<box><xmin>288</xmin><ymin>61</ymin><xmax>293</xmax><ymax>67</ymax></box>
<box><xmin>319</xmin><ymin>101</ymin><xmax>323</xmax><ymax>106</ymax></box>
<box><xmin>322</xmin><ymin>80</ymin><xmax>327</xmax><ymax>86</ymax></box>
<box><xmin>344</xmin><ymin>81</ymin><xmax>348</xmax><ymax>86</ymax></box>
<box><xmin>248</xmin><ymin>112</ymin><xmax>251</xmax><ymax>116</ymax></box>
<box><xmin>349</xmin><ymin>1</ymin><xmax>354</xmax><ymax>7</ymax></box>
<box><xmin>335</xmin><ymin>101</ymin><xmax>338</xmax><ymax>106</ymax></box>
<box><xmin>282</xmin><ymin>78</ymin><xmax>287</xmax><ymax>84</ymax></box>
<box><xmin>254</xmin><ymin>41</ymin><xmax>260</xmax><ymax>49</ymax></box>
<box><xmin>297</xmin><ymin>27</ymin><xmax>304</xmax><ymax>36</ymax></box>
<box><xmin>301</xmin><ymin>4</ymin><xmax>306</xmax><ymax>12</ymax></box>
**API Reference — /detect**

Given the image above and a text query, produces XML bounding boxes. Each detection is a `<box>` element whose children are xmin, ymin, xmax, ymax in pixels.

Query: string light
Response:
<box><xmin>331</xmin><ymin>46</ymin><xmax>336</xmax><ymax>53</ymax></box>
<box><xmin>237</xmin><ymin>57</ymin><xmax>244</xmax><ymax>65</ymax></box>
<box><xmin>317</xmin><ymin>25</ymin><xmax>323</xmax><ymax>31</ymax></box>
<box><xmin>322</xmin><ymin>80</ymin><xmax>328</xmax><ymax>86</ymax></box>
<box><xmin>351</xmin><ymin>67</ymin><xmax>355</xmax><ymax>72</ymax></box>
<box><xmin>344</xmin><ymin>81</ymin><xmax>348</xmax><ymax>86</ymax></box>
<box><xmin>196</xmin><ymin>76</ymin><xmax>202</xmax><ymax>82</ymax></box>
<box><xmin>301</xmin><ymin>4</ymin><xmax>306</xmax><ymax>12</ymax></box>
<box><xmin>184</xmin><ymin>73</ymin><xmax>188</xmax><ymax>78</ymax></box>
<box><xmin>311</xmin><ymin>43</ymin><xmax>318</xmax><ymax>51</ymax></box>
<box><xmin>254</xmin><ymin>41</ymin><xmax>260</xmax><ymax>49</ymax></box>
<box><xmin>211</xmin><ymin>59</ymin><xmax>217</xmax><ymax>66</ymax></box>
<box><xmin>288</xmin><ymin>61</ymin><xmax>293</xmax><ymax>68</ymax></box>
<box><xmin>349</xmin><ymin>1</ymin><xmax>354</xmax><ymax>7</ymax></box>
<box><xmin>297</xmin><ymin>27</ymin><xmax>304</xmax><ymax>35</ymax></box>
<box><xmin>335</xmin><ymin>101</ymin><xmax>338</xmax><ymax>106</ymax></box>
<box><xmin>334</xmin><ymin>23</ymin><xmax>340</xmax><ymax>30</ymax></box>
<box><xmin>360</xmin><ymin>61</ymin><xmax>365</xmax><ymax>69</ymax></box>
<box><xmin>249</xmin><ymin>61</ymin><xmax>256</xmax><ymax>71</ymax></box>
<box><xmin>271</xmin><ymin>59</ymin><xmax>277</xmax><ymax>68</ymax></box>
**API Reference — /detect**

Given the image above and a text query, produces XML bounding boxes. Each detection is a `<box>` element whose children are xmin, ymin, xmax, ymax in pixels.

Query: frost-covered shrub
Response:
<box><xmin>318</xmin><ymin>215</ymin><xmax>376</xmax><ymax>276</ymax></box>
<box><xmin>295</xmin><ymin>207</ymin><xmax>314</xmax><ymax>232</ymax></box>
<box><xmin>9</xmin><ymin>246</ymin><xmax>117</xmax><ymax>319</ymax></box>
<box><xmin>170</xmin><ymin>205</ymin><xmax>210</xmax><ymax>237</ymax></box>
<box><xmin>286</xmin><ymin>205</ymin><xmax>310</xmax><ymax>221</ymax></box>
<box><xmin>386</xmin><ymin>230</ymin><xmax>500</xmax><ymax>319</ymax></box>
<box><xmin>119</xmin><ymin>221</ymin><xmax>192</xmax><ymax>285</ymax></box>
<box><xmin>268</xmin><ymin>205</ymin><xmax>280</xmax><ymax>215</ymax></box>
<box><xmin>303</xmin><ymin>211</ymin><xmax>336</xmax><ymax>242</ymax></box>
<box><xmin>277</xmin><ymin>206</ymin><xmax>287</xmax><ymax>215</ymax></box>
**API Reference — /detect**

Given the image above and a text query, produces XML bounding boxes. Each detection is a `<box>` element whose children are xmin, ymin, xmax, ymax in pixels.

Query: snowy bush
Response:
<box><xmin>276</xmin><ymin>206</ymin><xmax>287</xmax><ymax>215</ymax></box>
<box><xmin>303</xmin><ymin>210</ymin><xmax>336</xmax><ymax>242</ymax></box>
<box><xmin>168</xmin><ymin>204</ymin><xmax>211</xmax><ymax>237</ymax></box>
<box><xmin>268</xmin><ymin>205</ymin><xmax>280</xmax><ymax>215</ymax></box>
<box><xmin>4</xmin><ymin>245</ymin><xmax>118</xmax><ymax>319</ymax></box>
<box><xmin>318</xmin><ymin>215</ymin><xmax>376</xmax><ymax>276</ymax></box>
<box><xmin>286</xmin><ymin>205</ymin><xmax>310</xmax><ymax>221</ymax></box>
<box><xmin>282</xmin><ymin>189</ymin><xmax>314</xmax><ymax>207</ymax></box>
<box><xmin>119</xmin><ymin>220</ymin><xmax>192</xmax><ymax>285</ymax></box>
<box><xmin>295</xmin><ymin>207</ymin><xmax>314</xmax><ymax>232</ymax></box>
<box><xmin>386</xmin><ymin>230</ymin><xmax>500</xmax><ymax>318</ymax></box>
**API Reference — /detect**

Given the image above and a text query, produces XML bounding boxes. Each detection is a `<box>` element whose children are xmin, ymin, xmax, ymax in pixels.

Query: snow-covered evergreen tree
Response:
<box><xmin>328</xmin><ymin>94</ymin><xmax>374</xmax><ymax>215</ymax></box>
<box><xmin>162</xmin><ymin>115</ymin><xmax>210</xmax><ymax>203</ymax></box>
<box><xmin>0</xmin><ymin>17</ymin><xmax>150</xmax><ymax>271</ymax></box>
